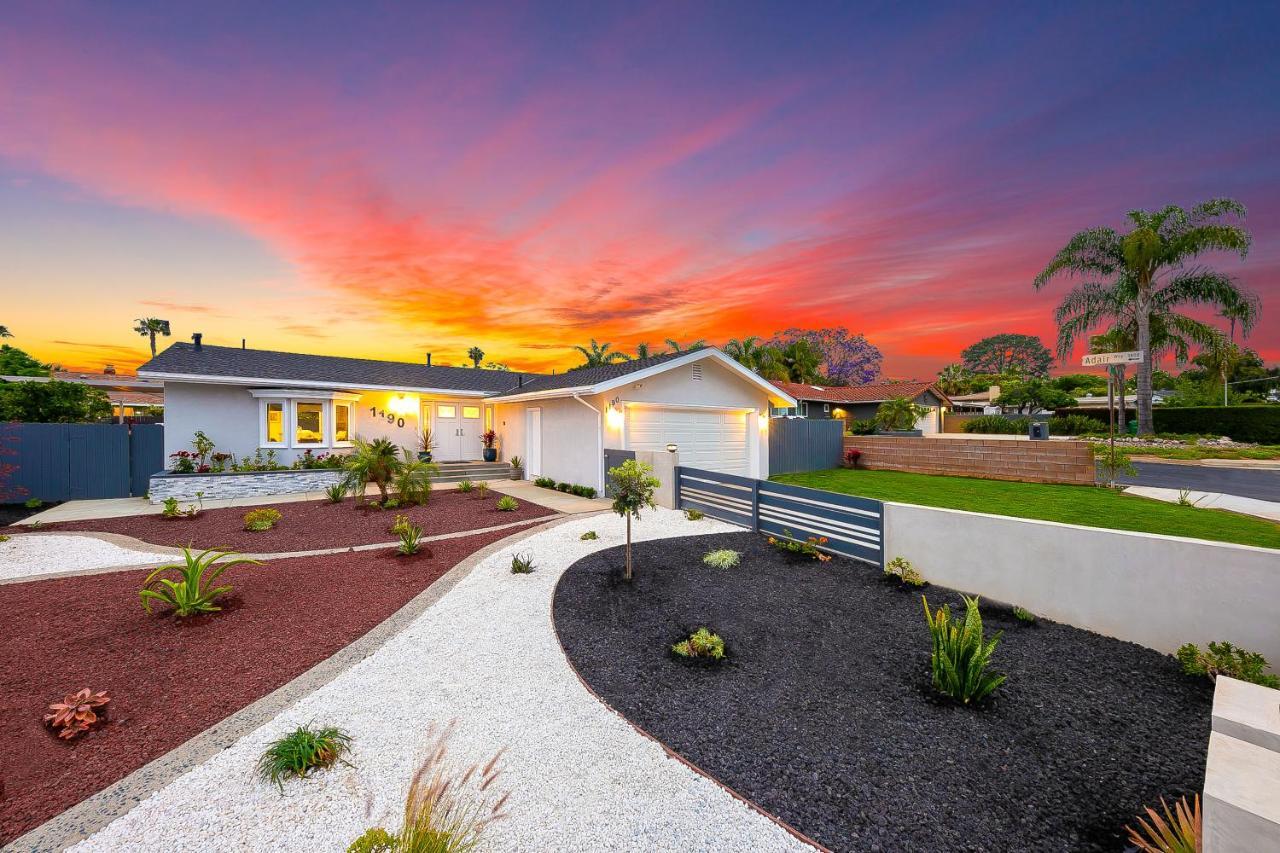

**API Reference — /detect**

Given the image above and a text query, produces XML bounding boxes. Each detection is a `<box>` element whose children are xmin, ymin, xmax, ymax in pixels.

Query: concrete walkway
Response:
<box><xmin>1124</xmin><ymin>485</ymin><xmax>1280</xmax><ymax>523</ymax></box>
<box><xmin>18</xmin><ymin>480</ymin><xmax>608</xmax><ymax>525</ymax></box>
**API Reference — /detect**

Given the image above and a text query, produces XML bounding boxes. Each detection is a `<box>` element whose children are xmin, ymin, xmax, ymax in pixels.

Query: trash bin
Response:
<box><xmin>1028</xmin><ymin>422</ymin><xmax>1049</xmax><ymax>441</ymax></box>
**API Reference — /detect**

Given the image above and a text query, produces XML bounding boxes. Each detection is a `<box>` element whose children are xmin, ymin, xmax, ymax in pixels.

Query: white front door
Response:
<box><xmin>626</xmin><ymin>406</ymin><xmax>749</xmax><ymax>476</ymax></box>
<box><xmin>525</xmin><ymin>408</ymin><xmax>542</xmax><ymax>477</ymax></box>
<box><xmin>459</xmin><ymin>403</ymin><xmax>483</xmax><ymax>459</ymax></box>
<box><xmin>432</xmin><ymin>402</ymin><xmax>485</xmax><ymax>461</ymax></box>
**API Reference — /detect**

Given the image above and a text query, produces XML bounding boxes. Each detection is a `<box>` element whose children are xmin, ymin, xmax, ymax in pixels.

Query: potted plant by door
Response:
<box><xmin>509</xmin><ymin>455</ymin><xmax>524</xmax><ymax>480</ymax></box>
<box><xmin>874</xmin><ymin>397</ymin><xmax>928</xmax><ymax>436</ymax></box>
<box><xmin>418</xmin><ymin>427</ymin><xmax>436</xmax><ymax>462</ymax></box>
<box><xmin>481</xmin><ymin>429</ymin><xmax>498</xmax><ymax>462</ymax></box>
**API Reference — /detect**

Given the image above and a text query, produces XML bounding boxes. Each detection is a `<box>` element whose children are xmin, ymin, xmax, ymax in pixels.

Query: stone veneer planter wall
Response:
<box><xmin>148</xmin><ymin>469</ymin><xmax>345</xmax><ymax>503</ymax></box>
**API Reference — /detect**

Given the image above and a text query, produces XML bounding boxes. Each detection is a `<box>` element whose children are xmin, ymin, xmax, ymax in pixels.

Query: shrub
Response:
<box><xmin>474</xmin><ymin>482</ymin><xmax>490</xmax><ymax>500</ymax></box>
<box><xmin>457</xmin><ymin>479</ymin><xmax>475</xmax><ymax>493</ymax></box>
<box><xmin>345</xmin><ymin>722</ymin><xmax>509</xmax><ymax>853</ymax></box>
<box><xmin>961</xmin><ymin>415</ymin><xmax>1030</xmax><ymax>434</ymax></box>
<box><xmin>672</xmin><ymin>627</ymin><xmax>725</xmax><ymax>660</ymax></box>
<box><xmin>24</xmin><ymin>496</ymin><xmax>43</xmax><ymax>509</ymax></box>
<box><xmin>847</xmin><ymin>418</ymin><xmax>877</xmax><ymax>436</ymax></box>
<box><xmin>140</xmin><ymin>548</ymin><xmax>261</xmax><ymax>617</ymax></box>
<box><xmin>160</xmin><ymin>497</ymin><xmax>181</xmax><ymax>518</ymax></box>
<box><xmin>1153</xmin><ymin>406</ymin><xmax>1280</xmax><ymax>444</ymax></box>
<box><xmin>243</xmin><ymin>507</ymin><xmax>282</xmax><ymax>532</ymax></box>
<box><xmin>510</xmin><ymin>552</ymin><xmax>535</xmax><ymax>573</ymax></box>
<box><xmin>396</xmin><ymin>521</ymin><xmax>424</xmax><ymax>556</ymax></box>
<box><xmin>580</xmin><ymin>531</ymin><xmax>598</xmax><ymax>540</ymax></box>
<box><xmin>884</xmin><ymin>556</ymin><xmax>924</xmax><ymax>586</ymax></box>
<box><xmin>1013</xmin><ymin>606</ymin><xmax>1037</xmax><ymax>623</ymax></box>
<box><xmin>169</xmin><ymin>450</ymin><xmax>196</xmax><ymax>473</ymax></box>
<box><xmin>1047</xmin><ymin>413</ymin><xmax>1107</xmax><ymax>435</ymax></box>
<box><xmin>842</xmin><ymin>448</ymin><xmax>861</xmax><ymax>469</ymax></box>
<box><xmin>766</xmin><ymin>530</ymin><xmax>832</xmax><ymax>562</ymax></box>
<box><xmin>922</xmin><ymin>594</ymin><xmax>1006</xmax><ymax>704</ymax></box>
<box><xmin>702</xmin><ymin>549</ymin><xmax>740</xmax><ymax>569</ymax></box>
<box><xmin>0</xmin><ymin>533</ymin><xmax>8</xmax><ymax>543</ymax></box>
<box><xmin>556</xmin><ymin>482</ymin><xmax>572</xmax><ymax>492</ymax></box>
<box><xmin>390</xmin><ymin>513</ymin><xmax>413</xmax><ymax>536</ymax></box>
<box><xmin>292</xmin><ymin>449</ymin><xmax>346</xmax><ymax>470</ymax></box>
<box><xmin>44</xmin><ymin>688</ymin><xmax>110</xmax><ymax>740</ymax></box>
<box><xmin>257</xmin><ymin>724</ymin><xmax>353</xmax><ymax>791</ymax></box>
<box><xmin>875</xmin><ymin>396</ymin><xmax>929</xmax><ymax>432</ymax></box>
<box><xmin>1126</xmin><ymin>794</ymin><xmax>1201</xmax><ymax>853</ymax></box>
<box><xmin>684</xmin><ymin>508</ymin><xmax>704</xmax><ymax>521</ymax></box>
<box><xmin>382</xmin><ymin>498</ymin><xmax>400</xmax><ymax>510</ymax></box>
<box><xmin>232</xmin><ymin>448</ymin><xmax>287</xmax><ymax>472</ymax></box>
<box><xmin>533</xmin><ymin>476</ymin><xmax>555</xmax><ymax>488</ymax></box>
<box><xmin>325</xmin><ymin>482</ymin><xmax>347</xmax><ymax>504</ymax></box>
<box><xmin>1176</xmin><ymin>641</ymin><xmax>1280</xmax><ymax>689</ymax></box>
<box><xmin>570</xmin><ymin>484</ymin><xmax>597</xmax><ymax>498</ymax></box>
<box><xmin>496</xmin><ymin>495</ymin><xmax>518</xmax><ymax>512</ymax></box>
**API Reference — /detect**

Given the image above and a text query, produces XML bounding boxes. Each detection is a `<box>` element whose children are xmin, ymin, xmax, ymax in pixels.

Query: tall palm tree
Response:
<box><xmin>573</xmin><ymin>339</ymin><xmax>630</xmax><ymax>369</ymax></box>
<box><xmin>1197</xmin><ymin>332</ymin><xmax>1247</xmax><ymax>407</ymax></box>
<box><xmin>664</xmin><ymin>338</ymin><xmax>707</xmax><ymax>353</ymax></box>
<box><xmin>723</xmin><ymin>336</ymin><xmax>765</xmax><ymax>370</ymax></box>
<box><xmin>936</xmin><ymin>363</ymin><xmax>972</xmax><ymax>396</ymax></box>
<box><xmin>467</xmin><ymin>346</ymin><xmax>485</xmax><ymax>367</ymax></box>
<box><xmin>134</xmin><ymin>317</ymin><xmax>171</xmax><ymax>358</ymax></box>
<box><xmin>634</xmin><ymin>342</ymin><xmax>655</xmax><ymax>360</ymax></box>
<box><xmin>1219</xmin><ymin>292</ymin><xmax>1261</xmax><ymax>343</ymax></box>
<box><xmin>1035</xmin><ymin>199</ymin><xmax>1253</xmax><ymax>434</ymax></box>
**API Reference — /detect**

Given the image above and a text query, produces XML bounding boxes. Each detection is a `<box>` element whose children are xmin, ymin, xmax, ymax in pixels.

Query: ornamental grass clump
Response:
<box><xmin>243</xmin><ymin>507</ymin><xmax>282</xmax><ymax>531</ymax></box>
<box><xmin>672</xmin><ymin>627</ymin><xmax>726</xmax><ymax>661</ymax></box>
<box><xmin>922</xmin><ymin>594</ymin><xmax>1006</xmax><ymax>704</ymax></box>
<box><xmin>140</xmin><ymin>548</ymin><xmax>261</xmax><ymax>617</ymax></box>
<box><xmin>510</xmin><ymin>553</ymin><xmax>534</xmax><ymax>574</ymax></box>
<box><xmin>702</xmin><ymin>549</ymin><xmax>740</xmax><ymax>569</ymax></box>
<box><xmin>1126</xmin><ymin>794</ymin><xmax>1201</xmax><ymax>853</ymax></box>
<box><xmin>1176</xmin><ymin>641</ymin><xmax>1280</xmax><ymax>689</ymax></box>
<box><xmin>44</xmin><ymin>688</ymin><xmax>110</xmax><ymax>740</ymax></box>
<box><xmin>345</xmin><ymin>722</ymin><xmax>509</xmax><ymax>853</ymax></box>
<box><xmin>325</xmin><ymin>482</ymin><xmax>348</xmax><ymax>504</ymax></box>
<box><xmin>473</xmin><ymin>482</ymin><xmax>490</xmax><ymax>500</ymax></box>
<box><xmin>457</xmin><ymin>479</ymin><xmax>475</xmax><ymax>493</ymax></box>
<box><xmin>495</xmin><ymin>495</ymin><xmax>518</xmax><ymax>512</ymax></box>
<box><xmin>257</xmin><ymin>724</ymin><xmax>353</xmax><ymax>791</ymax></box>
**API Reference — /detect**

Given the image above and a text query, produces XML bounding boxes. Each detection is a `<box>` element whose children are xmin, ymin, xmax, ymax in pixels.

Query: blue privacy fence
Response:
<box><xmin>675</xmin><ymin>466</ymin><xmax>883</xmax><ymax>567</ymax></box>
<box><xmin>767</xmin><ymin>417</ymin><xmax>843</xmax><ymax>475</ymax></box>
<box><xmin>1</xmin><ymin>422</ymin><xmax>164</xmax><ymax>502</ymax></box>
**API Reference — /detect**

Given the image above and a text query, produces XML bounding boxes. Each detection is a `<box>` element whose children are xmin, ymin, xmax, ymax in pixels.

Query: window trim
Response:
<box><xmin>260</xmin><ymin>399</ymin><xmax>288</xmax><ymax>448</ymax></box>
<box><xmin>292</xmin><ymin>400</ymin><xmax>326</xmax><ymax>447</ymax></box>
<box><xmin>333</xmin><ymin>402</ymin><xmax>353</xmax><ymax>447</ymax></box>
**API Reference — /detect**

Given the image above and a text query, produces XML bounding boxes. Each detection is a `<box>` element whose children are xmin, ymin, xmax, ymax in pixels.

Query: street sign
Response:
<box><xmin>1082</xmin><ymin>350</ymin><xmax>1143</xmax><ymax>367</ymax></box>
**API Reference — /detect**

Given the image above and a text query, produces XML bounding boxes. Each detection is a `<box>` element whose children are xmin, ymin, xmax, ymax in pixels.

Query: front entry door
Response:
<box><xmin>458</xmin><ymin>404</ymin><xmax>483</xmax><ymax>460</ymax></box>
<box><xmin>432</xmin><ymin>402</ymin><xmax>484</xmax><ymax>461</ymax></box>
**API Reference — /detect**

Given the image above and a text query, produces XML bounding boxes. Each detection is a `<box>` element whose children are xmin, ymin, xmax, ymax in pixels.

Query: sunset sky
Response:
<box><xmin>1</xmin><ymin>1</ymin><xmax>1277</xmax><ymax>377</ymax></box>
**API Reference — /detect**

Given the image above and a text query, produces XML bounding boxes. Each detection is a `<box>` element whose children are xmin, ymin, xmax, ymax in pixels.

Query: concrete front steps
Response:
<box><xmin>433</xmin><ymin>461</ymin><xmax>514</xmax><ymax>485</ymax></box>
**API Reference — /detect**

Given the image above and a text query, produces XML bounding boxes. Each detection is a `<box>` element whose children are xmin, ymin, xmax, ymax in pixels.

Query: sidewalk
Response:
<box><xmin>1124</xmin><ymin>485</ymin><xmax>1280</xmax><ymax>523</ymax></box>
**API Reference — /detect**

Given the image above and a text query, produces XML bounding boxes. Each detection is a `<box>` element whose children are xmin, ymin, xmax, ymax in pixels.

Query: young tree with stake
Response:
<box><xmin>607</xmin><ymin>458</ymin><xmax>660</xmax><ymax>582</ymax></box>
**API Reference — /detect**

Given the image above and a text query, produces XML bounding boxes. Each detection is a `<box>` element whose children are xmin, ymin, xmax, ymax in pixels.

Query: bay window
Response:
<box><xmin>252</xmin><ymin>389</ymin><xmax>362</xmax><ymax>450</ymax></box>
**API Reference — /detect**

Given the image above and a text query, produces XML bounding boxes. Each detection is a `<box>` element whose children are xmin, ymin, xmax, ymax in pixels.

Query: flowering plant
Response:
<box><xmin>169</xmin><ymin>450</ymin><xmax>196</xmax><ymax>474</ymax></box>
<box><xmin>843</xmin><ymin>449</ymin><xmax>861</xmax><ymax>469</ymax></box>
<box><xmin>767</xmin><ymin>530</ymin><xmax>832</xmax><ymax>562</ymax></box>
<box><xmin>481</xmin><ymin>429</ymin><xmax>498</xmax><ymax>449</ymax></box>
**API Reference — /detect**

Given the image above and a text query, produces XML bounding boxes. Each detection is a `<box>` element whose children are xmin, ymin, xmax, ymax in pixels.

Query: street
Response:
<box><xmin>1121</xmin><ymin>461</ymin><xmax>1280</xmax><ymax>502</ymax></box>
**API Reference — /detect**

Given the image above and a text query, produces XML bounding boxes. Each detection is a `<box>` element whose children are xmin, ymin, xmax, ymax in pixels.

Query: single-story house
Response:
<box><xmin>138</xmin><ymin>337</ymin><xmax>795</xmax><ymax>491</ymax></box>
<box><xmin>769</xmin><ymin>380</ymin><xmax>950</xmax><ymax>434</ymax></box>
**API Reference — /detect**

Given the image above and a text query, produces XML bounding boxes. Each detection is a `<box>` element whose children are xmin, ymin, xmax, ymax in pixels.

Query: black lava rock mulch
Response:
<box><xmin>552</xmin><ymin>531</ymin><xmax>1212</xmax><ymax>852</ymax></box>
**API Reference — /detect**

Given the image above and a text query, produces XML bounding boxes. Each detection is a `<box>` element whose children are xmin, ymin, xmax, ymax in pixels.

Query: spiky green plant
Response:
<box><xmin>672</xmin><ymin>627</ymin><xmax>725</xmax><ymax>660</ymax></box>
<box><xmin>510</xmin><ymin>553</ymin><xmax>534</xmax><ymax>574</ymax></box>
<box><xmin>1176</xmin><ymin>641</ymin><xmax>1279</xmax><ymax>689</ymax></box>
<box><xmin>140</xmin><ymin>548</ymin><xmax>261</xmax><ymax>617</ymax></box>
<box><xmin>456</xmin><ymin>479</ymin><xmax>474</xmax><ymax>493</ymax></box>
<box><xmin>473</xmin><ymin>482</ymin><xmax>489</xmax><ymax>500</ymax></box>
<box><xmin>702</xmin><ymin>549</ymin><xmax>740</xmax><ymax>569</ymax></box>
<box><xmin>256</xmin><ymin>724</ymin><xmax>353</xmax><ymax>791</ymax></box>
<box><xmin>326</xmin><ymin>482</ymin><xmax>348</xmax><ymax>503</ymax></box>
<box><xmin>922</xmin><ymin>595</ymin><xmax>1006</xmax><ymax>704</ymax></box>
<box><xmin>396</xmin><ymin>521</ymin><xmax>424</xmax><ymax>556</ymax></box>
<box><xmin>495</xmin><ymin>495</ymin><xmax>518</xmax><ymax>512</ymax></box>
<box><xmin>1126</xmin><ymin>794</ymin><xmax>1201</xmax><ymax>853</ymax></box>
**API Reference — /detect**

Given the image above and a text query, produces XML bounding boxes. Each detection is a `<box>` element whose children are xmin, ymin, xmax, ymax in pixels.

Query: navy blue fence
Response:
<box><xmin>767</xmin><ymin>417</ymin><xmax>844</xmax><ymax>475</ymax></box>
<box><xmin>602</xmin><ymin>448</ymin><xmax>636</xmax><ymax>498</ymax></box>
<box><xmin>675</xmin><ymin>465</ymin><xmax>883</xmax><ymax>566</ymax></box>
<box><xmin>2</xmin><ymin>422</ymin><xmax>164</xmax><ymax>502</ymax></box>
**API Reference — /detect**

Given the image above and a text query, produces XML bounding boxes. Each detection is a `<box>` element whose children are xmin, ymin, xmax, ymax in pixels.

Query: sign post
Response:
<box><xmin>1085</xmin><ymin>351</ymin><xmax>1143</xmax><ymax>485</ymax></box>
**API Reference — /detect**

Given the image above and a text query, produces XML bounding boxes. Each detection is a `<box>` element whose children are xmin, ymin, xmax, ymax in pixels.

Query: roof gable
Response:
<box><xmin>771</xmin><ymin>379</ymin><xmax>949</xmax><ymax>406</ymax></box>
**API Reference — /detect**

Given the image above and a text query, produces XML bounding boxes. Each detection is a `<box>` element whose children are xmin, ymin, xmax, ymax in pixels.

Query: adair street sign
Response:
<box><xmin>1082</xmin><ymin>350</ymin><xmax>1143</xmax><ymax>367</ymax></box>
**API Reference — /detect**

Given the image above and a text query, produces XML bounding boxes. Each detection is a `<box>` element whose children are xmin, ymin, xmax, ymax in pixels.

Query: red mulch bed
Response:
<box><xmin>28</xmin><ymin>490</ymin><xmax>555</xmax><ymax>552</ymax></box>
<box><xmin>0</xmin><ymin>526</ymin><xmax>524</xmax><ymax>844</ymax></box>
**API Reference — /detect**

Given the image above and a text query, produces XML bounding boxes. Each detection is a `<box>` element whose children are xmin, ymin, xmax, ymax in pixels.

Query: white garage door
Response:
<box><xmin>626</xmin><ymin>406</ymin><xmax>749</xmax><ymax>475</ymax></box>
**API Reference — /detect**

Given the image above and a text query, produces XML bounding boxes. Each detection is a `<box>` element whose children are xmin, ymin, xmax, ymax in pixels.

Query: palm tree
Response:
<box><xmin>778</xmin><ymin>339</ymin><xmax>823</xmax><ymax>383</ymax></box>
<box><xmin>1035</xmin><ymin>198</ymin><xmax>1253</xmax><ymax>434</ymax></box>
<box><xmin>1220</xmin><ymin>292</ymin><xmax>1261</xmax><ymax>343</ymax></box>
<box><xmin>723</xmin><ymin>336</ymin><xmax>765</xmax><ymax>370</ymax></box>
<box><xmin>664</xmin><ymin>338</ymin><xmax>707</xmax><ymax>353</ymax></box>
<box><xmin>573</xmin><ymin>339</ymin><xmax>630</xmax><ymax>369</ymax></box>
<box><xmin>341</xmin><ymin>436</ymin><xmax>402</xmax><ymax>504</ymax></box>
<box><xmin>1197</xmin><ymin>332</ymin><xmax>1247</xmax><ymax>407</ymax></box>
<box><xmin>467</xmin><ymin>346</ymin><xmax>485</xmax><ymax>368</ymax></box>
<box><xmin>634</xmin><ymin>342</ymin><xmax>655</xmax><ymax>360</ymax></box>
<box><xmin>0</xmin><ymin>325</ymin><xmax>11</xmax><ymax>338</ymax></box>
<box><xmin>936</xmin><ymin>363</ymin><xmax>972</xmax><ymax>396</ymax></box>
<box><xmin>134</xmin><ymin>317</ymin><xmax>171</xmax><ymax>358</ymax></box>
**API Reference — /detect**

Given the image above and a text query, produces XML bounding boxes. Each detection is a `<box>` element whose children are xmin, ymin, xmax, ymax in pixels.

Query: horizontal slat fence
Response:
<box><xmin>676</xmin><ymin>466</ymin><xmax>883</xmax><ymax>567</ymax></box>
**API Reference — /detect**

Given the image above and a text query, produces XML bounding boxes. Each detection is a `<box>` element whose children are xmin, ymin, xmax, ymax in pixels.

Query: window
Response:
<box><xmin>823</xmin><ymin>403</ymin><xmax>830</xmax><ymax>413</ymax></box>
<box><xmin>265</xmin><ymin>402</ymin><xmax>285</xmax><ymax>444</ymax></box>
<box><xmin>334</xmin><ymin>403</ymin><xmax>351</xmax><ymax>443</ymax></box>
<box><xmin>437</xmin><ymin>405</ymin><xmax>456</xmax><ymax>418</ymax></box>
<box><xmin>295</xmin><ymin>402</ymin><xmax>323</xmax><ymax>444</ymax></box>
<box><xmin>799</xmin><ymin>401</ymin><xmax>810</xmax><ymax>417</ymax></box>
<box><xmin>462</xmin><ymin>406</ymin><xmax>480</xmax><ymax>419</ymax></box>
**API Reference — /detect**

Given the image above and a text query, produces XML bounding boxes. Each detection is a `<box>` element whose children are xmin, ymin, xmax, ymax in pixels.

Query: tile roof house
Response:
<box><xmin>1</xmin><ymin>365</ymin><xmax>165</xmax><ymax>420</ymax></box>
<box><xmin>770</xmin><ymin>380</ymin><xmax>951</xmax><ymax>433</ymax></box>
<box><xmin>139</xmin><ymin>337</ymin><xmax>794</xmax><ymax>495</ymax></box>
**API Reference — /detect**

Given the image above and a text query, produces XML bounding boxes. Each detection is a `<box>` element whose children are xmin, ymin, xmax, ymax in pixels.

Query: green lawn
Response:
<box><xmin>773</xmin><ymin>468</ymin><xmax>1280</xmax><ymax>550</ymax></box>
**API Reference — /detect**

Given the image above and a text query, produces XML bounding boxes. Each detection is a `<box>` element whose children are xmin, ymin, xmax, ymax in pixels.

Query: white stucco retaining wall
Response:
<box><xmin>883</xmin><ymin>503</ymin><xmax>1280</xmax><ymax>663</ymax></box>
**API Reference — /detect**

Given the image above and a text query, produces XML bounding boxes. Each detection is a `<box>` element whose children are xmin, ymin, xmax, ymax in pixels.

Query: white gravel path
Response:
<box><xmin>70</xmin><ymin>509</ymin><xmax>810</xmax><ymax>852</ymax></box>
<box><xmin>0</xmin><ymin>533</ymin><xmax>171</xmax><ymax>582</ymax></box>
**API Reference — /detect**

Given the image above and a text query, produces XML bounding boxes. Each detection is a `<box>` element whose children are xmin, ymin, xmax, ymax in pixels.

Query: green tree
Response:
<box><xmin>572</xmin><ymin>339</ymin><xmax>630</xmax><ymax>369</ymax></box>
<box><xmin>1050</xmin><ymin>373</ymin><xmax>1108</xmax><ymax>395</ymax></box>
<box><xmin>1195</xmin><ymin>333</ymin><xmax>1248</xmax><ymax>407</ymax></box>
<box><xmin>1220</xmin><ymin>291</ymin><xmax>1262</xmax><ymax>343</ymax></box>
<box><xmin>0</xmin><ymin>380</ymin><xmax>112</xmax><ymax>422</ymax></box>
<box><xmin>723</xmin><ymin>336</ymin><xmax>765</xmax><ymax>370</ymax></box>
<box><xmin>778</xmin><ymin>339</ymin><xmax>824</xmax><ymax>383</ymax></box>
<box><xmin>0</xmin><ymin>344</ymin><xmax>52</xmax><ymax>377</ymax></box>
<box><xmin>960</xmin><ymin>333</ymin><xmax>1053</xmax><ymax>377</ymax></box>
<box><xmin>634</xmin><ymin>342</ymin><xmax>655</xmax><ymax>360</ymax></box>
<box><xmin>995</xmin><ymin>379</ymin><xmax>1075</xmax><ymax>414</ymax></box>
<box><xmin>664</xmin><ymin>338</ymin><xmax>707</xmax><ymax>354</ymax></box>
<box><xmin>467</xmin><ymin>346</ymin><xmax>485</xmax><ymax>368</ymax></box>
<box><xmin>874</xmin><ymin>397</ymin><xmax>929</xmax><ymax>431</ymax></box>
<box><xmin>607</xmin><ymin>458</ymin><xmax>660</xmax><ymax>582</ymax></box>
<box><xmin>133</xmin><ymin>317</ymin><xmax>171</xmax><ymax>358</ymax></box>
<box><xmin>936</xmin><ymin>363</ymin><xmax>973</xmax><ymax>395</ymax></box>
<box><xmin>1035</xmin><ymin>198</ymin><xmax>1254</xmax><ymax>434</ymax></box>
<box><xmin>341</xmin><ymin>436</ymin><xmax>402</xmax><ymax>505</ymax></box>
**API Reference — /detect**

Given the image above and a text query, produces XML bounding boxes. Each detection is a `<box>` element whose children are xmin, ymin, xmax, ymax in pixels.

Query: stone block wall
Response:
<box><xmin>843</xmin><ymin>435</ymin><xmax>1095</xmax><ymax>485</ymax></box>
<box><xmin>148</xmin><ymin>469</ymin><xmax>346</xmax><ymax>503</ymax></box>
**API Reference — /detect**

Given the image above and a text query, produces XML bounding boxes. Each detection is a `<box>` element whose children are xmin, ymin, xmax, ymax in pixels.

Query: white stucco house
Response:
<box><xmin>138</xmin><ymin>338</ymin><xmax>795</xmax><ymax>492</ymax></box>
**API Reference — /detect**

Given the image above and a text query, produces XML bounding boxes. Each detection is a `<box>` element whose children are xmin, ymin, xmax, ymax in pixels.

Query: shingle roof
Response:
<box><xmin>138</xmin><ymin>343</ymin><xmax>536</xmax><ymax>394</ymax></box>
<box><xmin>770</xmin><ymin>380</ymin><xmax>949</xmax><ymax>405</ymax></box>
<box><xmin>490</xmin><ymin>350</ymin><xmax>690</xmax><ymax>396</ymax></box>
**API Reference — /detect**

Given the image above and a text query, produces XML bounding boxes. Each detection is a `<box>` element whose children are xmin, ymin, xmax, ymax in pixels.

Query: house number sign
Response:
<box><xmin>369</xmin><ymin>406</ymin><xmax>406</xmax><ymax>429</ymax></box>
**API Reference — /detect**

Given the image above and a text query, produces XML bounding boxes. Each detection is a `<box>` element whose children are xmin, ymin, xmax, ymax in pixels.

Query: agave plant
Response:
<box><xmin>1126</xmin><ymin>794</ymin><xmax>1201</xmax><ymax>853</ymax></box>
<box><xmin>140</xmin><ymin>548</ymin><xmax>262</xmax><ymax>617</ymax></box>
<box><xmin>922</xmin><ymin>594</ymin><xmax>1006</xmax><ymax>704</ymax></box>
<box><xmin>44</xmin><ymin>688</ymin><xmax>110</xmax><ymax>740</ymax></box>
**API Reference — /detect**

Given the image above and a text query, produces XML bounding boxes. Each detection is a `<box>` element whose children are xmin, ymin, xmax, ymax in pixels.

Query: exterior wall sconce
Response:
<box><xmin>605</xmin><ymin>400</ymin><xmax>624</xmax><ymax>429</ymax></box>
<box><xmin>666</xmin><ymin>442</ymin><xmax>678</xmax><ymax>453</ymax></box>
<box><xmin>388</xmin><ymin>393</ymin><xmax>417</xmax><ymax>416</ymax></box>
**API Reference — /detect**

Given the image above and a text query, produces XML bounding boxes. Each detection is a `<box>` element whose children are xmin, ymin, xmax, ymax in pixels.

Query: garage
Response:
<box><xmin>626</xmin><ymin>405</ymin><xmax>750</xmax><ymax>476</ymax></box>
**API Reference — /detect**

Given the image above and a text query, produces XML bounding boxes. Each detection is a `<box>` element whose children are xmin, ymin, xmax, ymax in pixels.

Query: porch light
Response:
<box><xmin>666</xmin><ymin>443</ymin><xmax>678</xmax><ymax>453</ymax></box>
<box><xmin>388</xmin><ymin>393</ymin><xmax>417</xmax><ymax>416</ymax></box>
<box><xmin>605</xmin><ymin>400</ymin><xmax>624</xmax><ymax>429</ymax></box>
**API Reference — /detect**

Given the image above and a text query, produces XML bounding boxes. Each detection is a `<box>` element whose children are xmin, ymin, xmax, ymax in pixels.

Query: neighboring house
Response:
<box><xmin>769</xmin><ymin>380</ymin><xmax>950</xmax><ymax>434</ymax></box>
<box><xmin>1</xmin><ymin>364</ymin><xmax>165</xmax><ymax>421</ymax></box>
<box><xmin>137</xmin><ymin>338</ymin><xmax>794</xmax><ymax>490</ymax></box>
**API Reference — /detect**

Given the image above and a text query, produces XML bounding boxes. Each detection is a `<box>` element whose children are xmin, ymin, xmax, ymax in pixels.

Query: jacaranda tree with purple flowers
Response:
<box><xmin>766</xmin><ymin>327</ymin><xmax>883</xmax><ymax>386</ymax></box>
